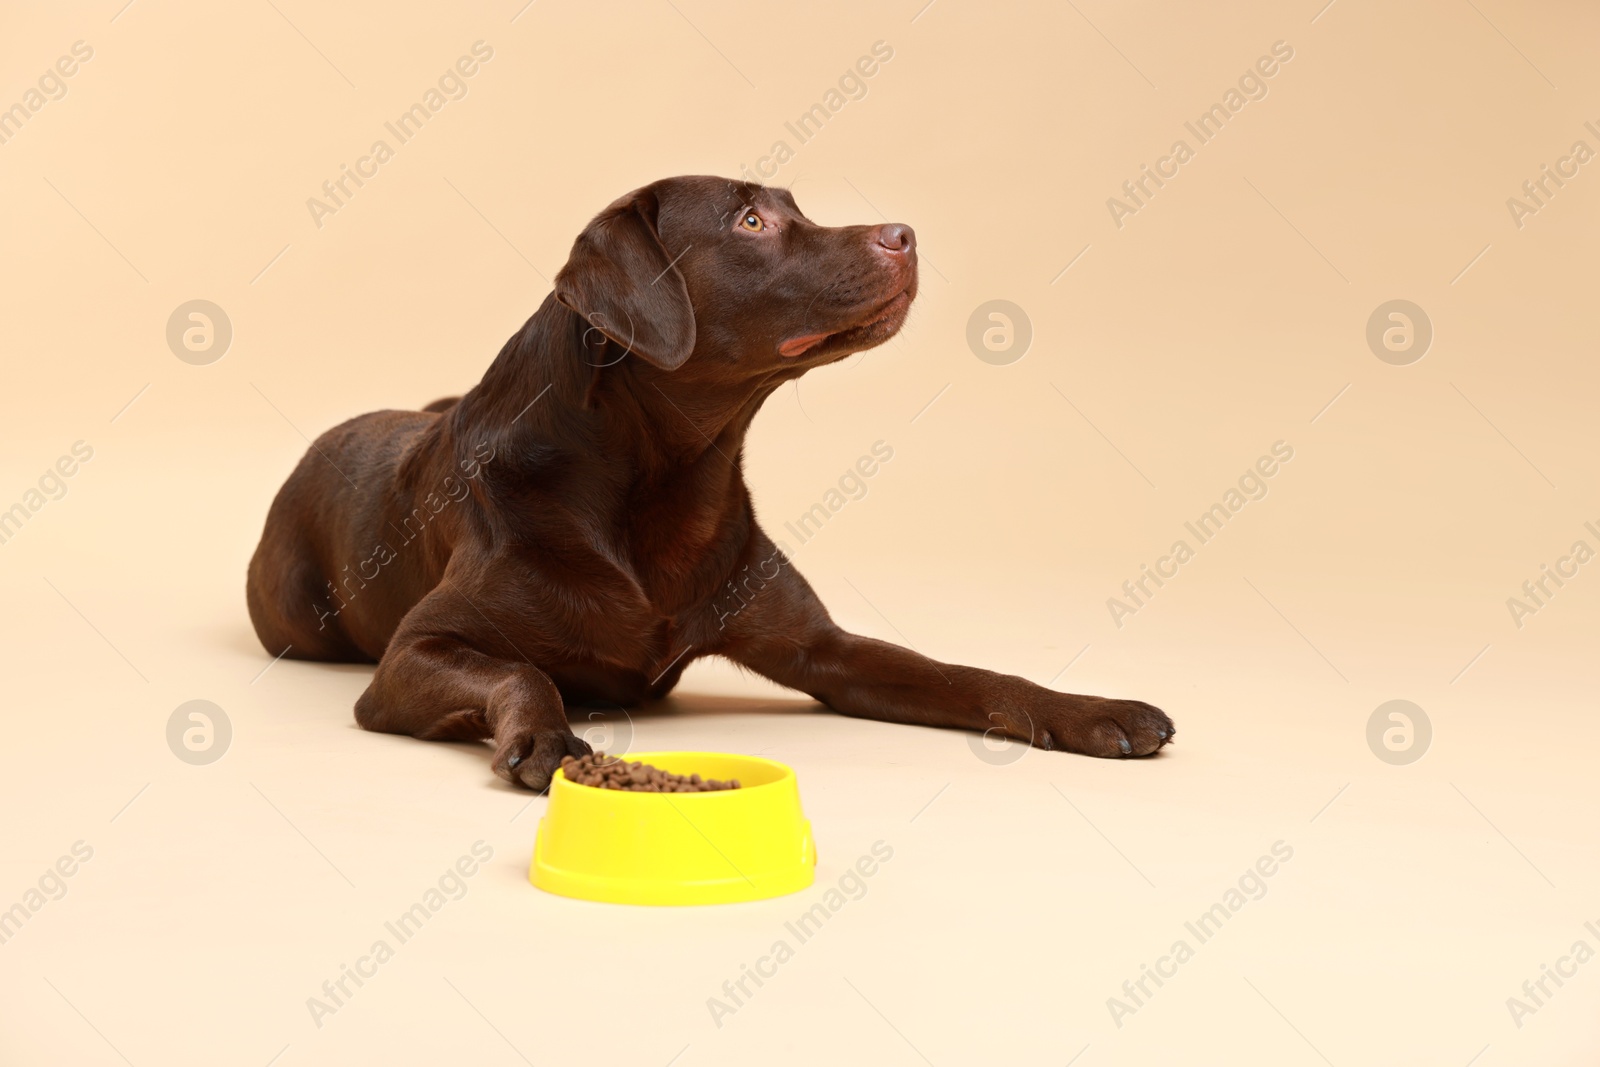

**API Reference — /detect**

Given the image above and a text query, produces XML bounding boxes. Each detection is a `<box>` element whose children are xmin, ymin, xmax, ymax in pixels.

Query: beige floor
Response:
<box><xmin>5</xmin><ymin>0</ymin><xmax>1600</xmax><ymax>1063</ymax></box>
<box><xmin>2</xmin><ymin>484</ymin><xmax>1597</xmax><ymax>1066</ymax></box>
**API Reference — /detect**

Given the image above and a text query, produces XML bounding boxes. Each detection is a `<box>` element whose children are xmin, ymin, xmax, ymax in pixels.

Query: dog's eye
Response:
<box><xmin>738</xmin><ymin>212</ymin><xmax>764</xmax><ymax>232</ymax></box>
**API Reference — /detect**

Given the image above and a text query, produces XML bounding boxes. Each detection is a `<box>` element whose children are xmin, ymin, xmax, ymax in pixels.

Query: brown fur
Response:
<box><xmin>246</xmin><ymin>176</ymin><xmax>1173</xmax><ymax>790</ymax></box>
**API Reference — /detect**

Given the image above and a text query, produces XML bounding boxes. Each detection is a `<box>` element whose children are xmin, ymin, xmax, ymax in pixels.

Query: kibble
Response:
<box><xmin>560</xmin><ymin>751</ymin><xmax>741</xmax><ymax>793</ymax></box>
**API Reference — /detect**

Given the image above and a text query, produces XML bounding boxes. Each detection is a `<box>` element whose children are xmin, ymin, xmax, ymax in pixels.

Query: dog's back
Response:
<box><xmin>246</xmin><ymin>408</ymin><xmax>445</xmax><ymax>662</ymax></box>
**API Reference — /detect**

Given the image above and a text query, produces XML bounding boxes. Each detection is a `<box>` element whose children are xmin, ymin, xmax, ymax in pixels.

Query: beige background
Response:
<box><xmin>2</xmin><ymin>0</ymin><xmax>1598</xmax><ymax>1063</ymax></box>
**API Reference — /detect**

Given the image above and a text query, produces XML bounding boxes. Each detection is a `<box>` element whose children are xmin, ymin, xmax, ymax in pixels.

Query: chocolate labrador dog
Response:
<box><xmin>246</xmin><ymin>176</ymin><xmax>1172</xmax><ymax>790</ymax></box>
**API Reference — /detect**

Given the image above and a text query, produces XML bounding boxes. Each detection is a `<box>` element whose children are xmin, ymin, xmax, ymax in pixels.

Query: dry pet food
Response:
<box><xmin>560</xmin><ymin>751</ymin><xmax>740</xmax><ymax>792</ymax></box>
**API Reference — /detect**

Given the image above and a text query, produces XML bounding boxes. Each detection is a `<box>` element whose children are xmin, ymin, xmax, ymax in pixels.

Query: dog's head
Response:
<box><xmin>554</xmin><ymin>176</ymin><xmax>917</xmax><ymax>375</ymax></box>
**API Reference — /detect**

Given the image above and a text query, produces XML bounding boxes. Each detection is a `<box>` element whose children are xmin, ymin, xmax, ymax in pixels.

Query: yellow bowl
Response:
<box><xmin>530</xmin><ymin>752</ymin><xmax>816</xmax><ymax>905</ymax></box>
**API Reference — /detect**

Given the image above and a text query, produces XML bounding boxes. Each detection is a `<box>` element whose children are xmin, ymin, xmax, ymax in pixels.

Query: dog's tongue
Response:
<box><xmin>778</xmin><ymin>333</ymin><xmax>828</xmax><ymax>358</ymax></box>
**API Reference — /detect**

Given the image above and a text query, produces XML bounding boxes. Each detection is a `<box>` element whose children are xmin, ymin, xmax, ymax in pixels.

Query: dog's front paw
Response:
<box><xmin>1026</xmin><ymin>694</ymin><xmax>1174</xmax><ymax>758</ymax></box>
<box><xmin>493</xmin><ymin>729</ymin><xmax>592</xmax><ymax>791</ymax></box>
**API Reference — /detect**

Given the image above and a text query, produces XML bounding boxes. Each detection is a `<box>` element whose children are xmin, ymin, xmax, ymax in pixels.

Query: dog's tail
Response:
<box><xmin>422</xmin><ymin>396</ymin><xmax>460</xmax><ymax>413</ymax></box>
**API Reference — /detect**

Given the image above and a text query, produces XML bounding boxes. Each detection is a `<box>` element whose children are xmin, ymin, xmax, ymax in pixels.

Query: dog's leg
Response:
<box><xmin>354</xmin><ymin>586</ymin><xmax>588</xmax><ymax>790</ymax></box>
<box><xmin>712</xmin><ymin>535</ymin><xmax>1173</xmax><ymax>757</ymax></box>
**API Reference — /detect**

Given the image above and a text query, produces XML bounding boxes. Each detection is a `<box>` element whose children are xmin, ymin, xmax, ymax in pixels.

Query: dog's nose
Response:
<box><xmin>876</xmin><ymin>223</ymin><xmax>915</xmax><ymax>253</ymax></box>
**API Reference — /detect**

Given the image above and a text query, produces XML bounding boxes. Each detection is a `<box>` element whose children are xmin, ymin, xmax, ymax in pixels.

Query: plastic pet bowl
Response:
<box><xmin>530</xmin><ymin>752</ymin><xmax>816</xmax><ymax>905</ymax></box>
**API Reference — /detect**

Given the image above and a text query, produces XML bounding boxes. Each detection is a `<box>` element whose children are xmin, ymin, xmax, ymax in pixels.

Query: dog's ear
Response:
<box><xmin>554</xmin><ymin>189</ymin><xmax>695</xmax><ymax>371</ymax></box>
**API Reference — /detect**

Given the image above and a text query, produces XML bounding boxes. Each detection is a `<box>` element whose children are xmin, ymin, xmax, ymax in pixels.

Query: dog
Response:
<box><xmin>246</xmin><ymin>176</ymin><xmax>1173</xmax><ymax>790</ymax></box>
